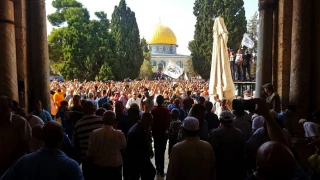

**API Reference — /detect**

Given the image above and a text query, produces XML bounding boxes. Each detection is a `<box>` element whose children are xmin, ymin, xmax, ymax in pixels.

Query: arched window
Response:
<box><xmin>176</xmin><ymin>61</ymin><xmax>183</xmax><ymax>68</ymax></box>
<box><xmin>151</xmin><ymin>60</ymin><xmax>157</xmax><ymax>66</ymax></box>
<box><xmin>159</xmin><ymin>60</ymin><xmax>166</xmax><ymax>67</ymax></box>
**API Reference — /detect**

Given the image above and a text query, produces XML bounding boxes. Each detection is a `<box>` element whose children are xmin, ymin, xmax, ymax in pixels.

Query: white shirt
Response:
<box><xmin>87</xmin><ymin>125</ymin><xmax>126</xmax><ymax>167</ymax></box>
<box><xmin>126</xmin><ymin>97</ymin><xmax>141</xmax><ymax>109</ymax></box>
<box><xmin>303</xmin><ymin>122</ymin><xmax>320</xmax><ymax>137</ymax></box>
<box><xmin>235</xmin><ymin>53</ymin><xmax>243</xmax><ymax>63</ymax></box>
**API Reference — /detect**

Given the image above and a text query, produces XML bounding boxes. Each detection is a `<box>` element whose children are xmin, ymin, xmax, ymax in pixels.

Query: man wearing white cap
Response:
<box><xmin>167</xmin><ymin>117</ymin><xmax>215</xmax><ymax>180</ymax></box>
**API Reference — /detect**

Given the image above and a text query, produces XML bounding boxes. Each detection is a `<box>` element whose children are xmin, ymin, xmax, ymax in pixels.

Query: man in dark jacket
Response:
<box><xmin>126</xmin><ymin>113</ymin><xmax>156</xmax><ymax>180</ymax></box>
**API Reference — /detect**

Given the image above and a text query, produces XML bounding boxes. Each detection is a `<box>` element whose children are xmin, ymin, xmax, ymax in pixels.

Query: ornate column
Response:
<box><xmin>15</xmin><ymin>0</ymin><xmax>28</xmax><ymax>109</ymax></box>
<box><xmin>289</xmin><ymin>0</ymin><xmax>312</xmax><ymax>118</ymax></box>
<box><xmin>27</xmin><ymin>0</ymin><xmax>50</xmax><ymax>111</ymax></box>
<box><xmin>0</xmin><ymin>0</ymin><xmax>18</xmax><ymax>101</ymax></box>
<box><xmin>276</xmin><ymin>0</ymin><xmax>293</xmax><ymax>111</ymax></box>
<box><xmin>311</xmin><ymin>0</ymin><xmax>320</xmax><ymax>111</ymax></box>
<box><xmin>255</xmin><ymin>0</ymin><xmax>275</xmax><ymax>98</ymax></box>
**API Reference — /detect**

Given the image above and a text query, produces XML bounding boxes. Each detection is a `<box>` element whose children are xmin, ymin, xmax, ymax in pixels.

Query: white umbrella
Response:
<box><xmin>209</xmin><ymin>17</ymin><xmax>235</xmax><ymax>104</ymax></box>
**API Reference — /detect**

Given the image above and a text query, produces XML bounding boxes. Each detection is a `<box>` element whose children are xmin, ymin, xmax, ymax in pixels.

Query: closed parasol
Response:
<box><xmin>209</xmin><ymin>17</ymin><xmax>235</xmax><ymax>106</ymax></box>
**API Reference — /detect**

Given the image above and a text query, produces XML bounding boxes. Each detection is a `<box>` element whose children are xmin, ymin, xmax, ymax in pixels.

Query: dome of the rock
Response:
<box><xmin>148</xmin><ymin>24</ymin><xmax>177</xmax><ymax>45</ymax></box>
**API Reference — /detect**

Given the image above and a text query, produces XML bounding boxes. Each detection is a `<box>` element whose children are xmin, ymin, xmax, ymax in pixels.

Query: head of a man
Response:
<box><xmin>102</xmin><ymin>110</ymin><xmax>116</xmax><ymax>126</ymax></box>
<box><xmin>214</xmin><ymin>94</ymin><xmax>220</xmax><ymax>101</ymax></box>
<box><xmin>102</xmin><ymin>102</ymin><xmax>113</xmax><ymax>111</ymax></box>
<box><xmin>187</xmin><ymin>91</ymin><xmax>192</xmax><ymax>97</ymax></box>
<box><xmin>15</xmin><ymin>107</ymin><xmax>28</xmax><ymax>119</ymax></box>
<box><xmin>245</xmin><ymin>50</ymin><xmax>248</xmax><ymax>55</ymax></box>
<box><xmin>35</xmin><ymin>99</ymin><xmax>43</xmax><ymax>112</ymax></box>
<box><xmin>170</xmin><ymin>108</ymin><xmax>180</xmax><ymax>120</ymax></box>
<box><xmin>73</xmin><ymin>95</ymin><xmax>81</xmax><ymax>106</ymax></box>
<box><xmin>128</xmin><ymin>107</ymin><xmax>140</xmax><ymax>122</ymax></box>
<box><xmin>244</xmin><ymin>90</ymin><xmax>251</xmax><ymax>97</ymax></box>
<box><xmin>262</xmin><ymin>83</ymin><xmax>274</xmax><ymax>94</ymax></box>
<box><xmin>0</xmin><ymin>95</ymin><xmax>13</xmax><ymax>125</ymax></box>
<box><xmin>199</xmin><ymin>96</ymin><xmax>206</xmax><ymax>105</ymax></box>
<box><xmin>60</xmin><ymin>100</ymin><xmax>68</xmax><ymax>110</ymax></box>
<box><xmin>130</xmin><ymin>103</ymin><xmax>140</xmax><ymax>111</ymax></box>
<box><xmin>156</xmin><ymin>95</ymin><xmax>165</xmax><ymax>107</ymax></box>
<box><xmin>140</xmin><ymin>112</ymin><xmax>153</xmax><ymax>129</ymax></box>
<box><xmin>204</xmin><ymin>101</ymin><xmax>213</xmax><ymax>112</ymax></box>
<box><xmin>88</xmin><ymin>92</ymin><xmax>94</xmax><ymax>100</ymax></box>
<box><xmin>190</xmin><ymin>104</ymin><xmax>206</xmax><ymax>123</ymax></box>
<box><xmin>256</xmin><ymin>141</ymin><xmax>296</xmax><ymax>180</ymax></box>
<box><xmin>132</xmin><ymin>92</ymin><xmax>137</xmax><ymax>100</ymax></box>
<box><xmin>145</xmin><ymin>91</ymin><xmax>150</xmax><ymax>98</ymax></box>
<box><xmin>82</xmin><ymin>101</ymin><xmax>96</xmax><ymax>115</ymax></box>
<box><xmin>96</xmin><ymin>91</ymin><xmax>102</xmax><ymax>98</ymax></box>
<box><xmin>114</xmin><ymin>101</ymin><xmax>123</xmax><ymax>114</ymax></box>
<box><xmin>42</xmin><ymin>121</ymin><xmax>64</xmax><ymax>149</ymax></box>
<box><xmin>183</xmin><ymin>117</ymin><xmax>199</xmax><ymax>137</ymax></box>
<box><xmin>174</xmin><ymin>98</ymin><xmax>181</xmax><ymax>107</ymax></box>
<box><xmin>219</xmin><ymin>111</ymin><xmax>233</xmax><ymax>126</ymax></box>
<box><xmin>96</xmin><ymin>108</ymin><xmax>107</xmax><ymax>117</ymax></box>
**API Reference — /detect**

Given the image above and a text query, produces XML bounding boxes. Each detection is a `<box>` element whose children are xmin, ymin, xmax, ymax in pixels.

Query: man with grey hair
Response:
<box><xmin>87</xmin><ymin>92</ymin><xmax>99</xmax><ymax>110</ymax></box>
<box><xmin>87</xmin><ymin>111</ymin><xmax>126</xmax><ymax>180</ymax></box>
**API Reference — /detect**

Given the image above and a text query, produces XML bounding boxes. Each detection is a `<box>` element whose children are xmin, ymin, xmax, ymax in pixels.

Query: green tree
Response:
<box><xmin>139</xmin><ymin>60</ymin><xmax>153</xmax><ymax>80</ymax></box>
<box><xmin>99</xmin><ymin>62</ymin><xmax>115</xmax><ymax>81</ymax></box>
<box><xmin>48</xmin><ymin>0</ymin><xmax>118</xmax><ymax>81</ymax></box>
<box><xmin>187</xmin><ymin>58</ymin><xmax>198</xmax><ymax>77</ymax></box>
<box><xmin>247</xmin><ymin>11</ymin><xmax>259</xmax><ymax>53</ymax></box>
<box><xmin>190</xmin><ymin>0</ymin><xmax>247</xmax><ymax>79</ymax></box>
<box><xmin>111</xmin><ymin>0</ymin><xmax>143</xmax><ymax>80</ymax></box>
<box><xmin>141</xmin><ymin>38</ymin><xmax>151</xmax><ymax>61</ymax></box>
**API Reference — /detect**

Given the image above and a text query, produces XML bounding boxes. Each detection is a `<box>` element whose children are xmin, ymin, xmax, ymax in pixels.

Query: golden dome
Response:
<box><xmin>148</xmin><ymin>24</ymin><xmax>177</xmax><ymax>45</ymax></box>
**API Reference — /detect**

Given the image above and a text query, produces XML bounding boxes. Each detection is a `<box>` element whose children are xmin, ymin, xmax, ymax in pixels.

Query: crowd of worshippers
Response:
<box><xmin>1</xmin><ymin>80</ymin><xmax>320</xmax><ymax>180</ymax></box>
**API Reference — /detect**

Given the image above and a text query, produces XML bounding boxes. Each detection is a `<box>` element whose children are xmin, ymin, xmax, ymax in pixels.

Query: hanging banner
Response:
<box><xmin>163</xmin><ymin>61</ymin><xmax>183</xmax><ymax>79</ymax></box>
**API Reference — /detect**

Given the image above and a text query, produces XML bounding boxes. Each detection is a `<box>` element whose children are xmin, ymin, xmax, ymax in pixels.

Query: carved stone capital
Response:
<box><xmin>259</xmin><ymin>0</ymin><xmax>276</xmax><ymax>11</ymax></box>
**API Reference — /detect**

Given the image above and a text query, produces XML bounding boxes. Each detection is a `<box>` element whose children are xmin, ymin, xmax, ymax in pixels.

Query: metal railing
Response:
<box><xmin>234</xmin><ymin>82</ymin><xmax>256</xmax><ymax>97</ymax></box>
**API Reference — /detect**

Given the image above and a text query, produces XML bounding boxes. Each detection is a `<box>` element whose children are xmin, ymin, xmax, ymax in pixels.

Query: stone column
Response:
<box><xmin>15</xmin><ymin>0</ymin><xmax>28</xmax><ymax>109</ymax></box>
<box><xmin>255</xmin><ymin>0</ymin><xmax>275</xmax><ymax>98</ymax></box>
<box><xmin>289</xmin><ymin>0</ymin><xmax>312</xmax><ymax>118</ymax></box>
<box><xmin>0</xmin><ymin>0</ymin><xmax>18</xmax><ymax>101</ymax></box>
<box><xmin>276</xmin><ymin>0</ymin><xmax>293</xmax><ymax>111</ymax></box>
<box><xmin>272</xmin><ymin>2</ymin><xmax>278</xmax><ymax>90</ymax></box>
<box><xmin>311</xmin><ymin>0</ymin><xmax>320</xmax><ymax>111</ymax></box>
<box><xmin>27</xmin><ymin>0</ymin><xmax>50</xmax><ymax>111</ymax></box>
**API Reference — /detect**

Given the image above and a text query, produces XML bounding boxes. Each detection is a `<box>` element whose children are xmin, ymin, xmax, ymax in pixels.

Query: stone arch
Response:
<box><xmin>176</xmin><ymin>61</ymin><xmax>183</xmax><ymax>68</ymax></box>
<box><xmin>151</xmin><ymin>60</ymin><xmax>157</xmax><ymax>66</ymax></box>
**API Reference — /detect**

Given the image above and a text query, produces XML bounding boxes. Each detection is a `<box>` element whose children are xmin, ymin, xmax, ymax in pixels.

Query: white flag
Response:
<box><xmin>184</xmin><ymin>72</ymin><xmax>189</xmax><ymax>80</ymax></box>
<box><xmin>164</xmin><ymin>61</ymin><xmax>183</xmax><ymax>79</ymax></box>
<box><xmin>241</xmin><ymin>34</ymin><xmax>255</xmax><ymax>48</ymax></box>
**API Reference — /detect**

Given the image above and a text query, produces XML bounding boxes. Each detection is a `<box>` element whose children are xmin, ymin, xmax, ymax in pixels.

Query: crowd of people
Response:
<box><xmin>1</xmin><ymin>79</ymin><xmax>320</xmax><ymax>180</ymax></box>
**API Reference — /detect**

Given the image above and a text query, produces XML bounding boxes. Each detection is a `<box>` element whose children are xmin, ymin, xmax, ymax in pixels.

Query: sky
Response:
<box><xmin>46</xmin><ymin>0</ymin><xmax>258</xmax><ymax>55</ymax></box>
